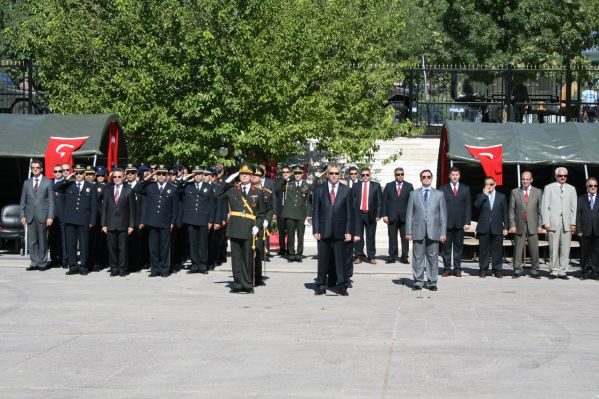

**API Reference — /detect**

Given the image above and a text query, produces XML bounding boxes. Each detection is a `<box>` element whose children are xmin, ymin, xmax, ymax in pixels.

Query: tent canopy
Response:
<box><xmin>443</xmin><ymin>121</ymin><xmax>599</xmax><ymax>165</ymax></box>
<box><xmin>0</xmin><ymin>113</ymin><xmax>126</xmax><ymax>158</ymax></box>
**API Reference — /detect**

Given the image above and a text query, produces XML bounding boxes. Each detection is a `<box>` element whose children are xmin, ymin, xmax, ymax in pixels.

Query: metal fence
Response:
<box><xmin>390</xmin><ymin>65</ymin><xmax>599</xmax><ymax>133</ymax></box>
<box><xmin>0</xmin><ymin>60</ymin><xmax>48</xmax><ymax>114</ymax></box>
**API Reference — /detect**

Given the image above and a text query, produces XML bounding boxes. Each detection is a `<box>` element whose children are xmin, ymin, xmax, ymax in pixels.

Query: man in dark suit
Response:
<box><xmin>54</xmin><ymin>164</ymin><xmax>97</xmax><ymax>275</ymax></box>
<box><xmin>576</xmin><ymin>177</ymin><xmax>599</xmax><ymax>280</ymax></box>
<box><xmin>382</xmin><ymin>167</ymin><xmax>414</xmax><ymax>264</ymax></box>
<box><xmin>474</xmin><ymin>176</ymin><xmax>508</xmax><ymax>278</ymax></box>
<box><xmin>352</xmin><ymin>167</ymin><xmax>382</xmax><ymax>265</ymax></box>
<box><xmin>439</xmin><ymin>167</ymin><xmax>471</xmax><ymax>277</ymax></box>
<box><xmin>101</xmin><ymin>167</ymin><xmax>136</xmax><ymax>277</ymax></box>
<box><xmin>312</xmin><ymin>162</ymin><xmax>358</xmax><ymax>296</ymax></box>
<box><xmin>274</xmin><ymin>166</ymin><xmax>292</xmax><ymax>256</ymax></box>
<box><xmin>49</xmin><ymin>163</ymin><xmax>66</xmax><ymax>268</ymax></box>
<box><xmin>178</xmin><ymin>166</ymin><xmax>216</xmax><ymax>275</ymax></box>
<box><xmin>135</xmin><ymin>165</ymin><xmax>179</xmax><ymax>277</ymax></box>
<box><xmin>20</xmin><ymin>159</ymin><xmax>55</xmax><ymax>271</ymax></box>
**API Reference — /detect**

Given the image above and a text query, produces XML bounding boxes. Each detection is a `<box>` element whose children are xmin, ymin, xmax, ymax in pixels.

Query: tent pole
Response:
<box><xmin>24</xmin><ymin>158</ymin><xmax>32</xmax><ymax>256</ymax></box>
<box><xmin>450</xmin><ymin>160</ymin><xmax>454</xmax><ymax>167</ymax></box>
<box><xmin>517</xmin><ymin>164</ymin><xmax>521</xmax><ymax>188</ymax></box>
<box><xmin>92</xmin><ymin>154</ymin><xmax>97</xmax><ymax>167</ymax></box>
<box><xmin>584</xmin><ymin>164</ymin><xmax>589</xmax><ymax>180</ymax></box>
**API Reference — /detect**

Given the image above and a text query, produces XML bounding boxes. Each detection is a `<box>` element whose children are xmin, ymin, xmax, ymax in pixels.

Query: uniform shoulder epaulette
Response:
<box><xmin>263</xmin><ymin>187</ymin><xmax>272</xmax><ymax>193</ymax></box>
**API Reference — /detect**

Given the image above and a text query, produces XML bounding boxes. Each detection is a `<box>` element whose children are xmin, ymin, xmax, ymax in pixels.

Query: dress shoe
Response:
<box><xmin>199</xmin><ymin>270</ymin><xmax>209</xmax><ymax>274</ymax></box>
<box><xmin>581</xmin><ymin>272</ymin><xmax>593</xmax><ymax>280</ymax></box>
<box><xmin>79</xmin><ymin>270</ymin><xmax>88</xmax><ymax>276</ymax></box>
<box><xmin>493</xmin><ymin>272</ymin><xmax>503</xmax><ymax>278</ymax></box>
<box><xmin>512</xmin><ymin>273</ymin><xmax>521</xmax><ymax>279</ymax></box>
<box><xmin>149</xmin><ymin>272</ymin><xmax>161</xmax><ymax>277</ymax></box>
<box><xmin>428</xmin><ymin>285</ymin><xmax>438</xmax><ymax>291</ymax></box>
<box><xmin>314</xmin><ymin>286</ymin><xmax>326</xmax><ymax>295</ymax></box>
<box><xmin>479</xmin><ymin>271</ymin><xmax>486</xmax><ymax>278</ymax></box>
<box><xmin>119</xmin><ymin>272</ymin><xmax>127</xmax><ymax>277</ymax></box>
<box><xmin>66</xmin><ymin>270</ymin><xmax>79</xmax><ymax>275</ymax></box>
<box><xmin>454</xmin><ymin>271</ymin><xmax>462</xmax><ymax>277</ymax></box>
<box><xmin>549</xmin><ymin>274</ymin><xmax>557</xmax><ymax>280</ymax></box>
<box><xmin>187</xmin><ymin>269</ymin><xmax>199</xmax><ymax>274</ymax></box>
<box><xmin>110</xmin><ymin>271</ymin><xmax>118</xmax><ymax>277</ymax></box>
<box><xmin>530</xmin><ymin>273</ymin><xmax>541</xmax><ymax>279</ymax></box>
<box><xmin>399</xmin><ymin>257</ymin><xmax>410</xmax><ymax>264</ymax></box>
<box><xmin>347</xmin><ymin>282</ymin><xmax>353</xmax><ymax>288</ymax></box>
<box><xmin>38</xmin><ymin>266</ymin><xmax>50</xmax><ymax>271</ymax></box>
<box><xmin>160</xmin><ymin>273</ymin><xmax>170</xmax><ymax>278</ymax></box>
<box><xmin>442</xmin><ymin>271</ymin><xmax>451</xmax><ymax>277</ymax></box>
<box><xmin>338</xmin><ymin>286</ymin><xmax>349</xmax><ymax>296</ymax></box>
<box><xmin>385</xmin><ymin>258</ymin><xmax>396</xmax><ymax>264</ymax></box>
<box><xmin>254</xmin><ymin>280</ymin><xmax>266</xmax><ymax>287</ymax></box>
<box><xmin>412</xmin><ymin>285</ymin><xmax>422</xmax><ymax>291</ymax></box>
<box><xmin>26</xmin><ymin>266</ymin><xmax>39</xmax><ymax>271</ymax></box>
<box><xmin>353</xmin><ymin>258</ymin><xmax>362</xmax><ymax>264</ymax></box>
<box><xmin>245</xmin><ymin>288</ymin><xmax>255</xmax><ymax>294</ymax></box>
<box><xmin>368</xmin><ymin>259</ymin><xmax>377</xmax><ymax>265</ymax></box>
<box><xmin>558</xmin><ymin>275</ymin><xmax>569</xmax><ymax>280</ymax></box>
<box><xmin>230</xmin><ymin>288</ymin><xmax>244</xmax><ymax>293</ymax></box>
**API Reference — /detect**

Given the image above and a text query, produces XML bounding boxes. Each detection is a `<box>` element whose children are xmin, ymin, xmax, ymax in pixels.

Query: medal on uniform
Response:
<box><xmin>86</xmin><ymin>188</ymin><xmax>91</xmax><ymax>193</ymax></box>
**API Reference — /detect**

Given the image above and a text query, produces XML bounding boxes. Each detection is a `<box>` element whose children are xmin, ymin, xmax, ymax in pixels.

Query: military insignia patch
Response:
<box><xmin>86</xmin><ymin>188</ymin><xmax>91</xmax><ymax>193</ymax></box>
<box><xmin>167</xmin><ymin>189</ymin><xmax>172</xmax><ymax>194</ymax></box>
<box><xmin>203</xmin><ymin>188</ymin><xmax>208</xmax><ymax>193</ymax></box>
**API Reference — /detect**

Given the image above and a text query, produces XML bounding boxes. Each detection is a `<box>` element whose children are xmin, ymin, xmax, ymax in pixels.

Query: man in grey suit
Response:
<box><xmin>19</xmin><ymin>159</ymin><xmax>55</xmax><ymax>271</ymax></box>
<box><xmin>541</xmin><ymin>167</ymin><xmax>577</xmax><ymax>279</ymax></box>
<box><xmin>509</xmin><ymin>171</ymin><xmax>543</xmax><ymax>278</ymax></box>
<box><xmin>405</xmin><ymin>170</ymin><xmax>447</xmax><ymax>291</ymax></box>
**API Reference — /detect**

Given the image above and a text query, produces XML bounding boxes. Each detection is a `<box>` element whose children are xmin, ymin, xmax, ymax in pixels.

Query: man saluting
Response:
<box><xmin>216</xmin><ymin>164</ymin><xmax>266</xmax><ymax>294</ymax></box>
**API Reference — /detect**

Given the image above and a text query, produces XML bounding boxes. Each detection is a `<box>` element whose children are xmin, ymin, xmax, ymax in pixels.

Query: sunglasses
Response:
<box><xmin>557</xmin><ymin>175</ymin><xmax>567</xmax><ymax>178</ymax></box>
<box><xmin>282</xmin><ymin>171</ymin><xmax>290</xmax><ymax>174</ymax></box>
<box><xmin>349</xmin><ymin>172</ymin><xmax>358</xmax><ymax>175</ymax></box>
<box><xmin>75</xmin><ymin>172</ymin><xmax>84</xmax><ymax>175</ymax></box>
<box><xmin>421</xmin><ymin>175</ymin><xmax>432</xmax><ymax>179</ymax></box>
<box><xmin>156</xmin><ymin>172</ymin><xmax>167</xmax><ymax>176</ymax></box>
<box><xmin>487</xmin><ymin>182</ymin><xmax>496</xmax><ymax>186</ymax></box>
<box><xmin>361</xmin><ymin>174</ymin><xmax>370</xmax><ymax>177</ymax></box>
<box><xmin>588</xmin><ymin>185</ymin><xmax>597</xmax><ymax>188</ymax></box>
<box><xmin>395</xmin><ymin>173</ymin><xmax>404</xmax><ymax>176</ymax></box>
<box><xmin>63</xmin><ymin>169</ymin><xmax>70</xmax><ymax>172</ymax></box>
<box><xmin>31</xmin><ymin>166</ymin><xmax>41</xmax><ymax>170</ymax></box>
<box><xmin>329</xmin><ymin>172</ymin><xmax>340</xmax><ymax>175</ymax></box>
<box><xmin>113</xmin><ymin>175</ymin><xmax>123</xmax><ymax>179</ymax></box>
<box><xmin>126</xmin><ymin>171</ymin><xmax>136</xmax><ymax>175</ymax></box>
<box><xmin>54</xmin><ymin>170</ymin><xmax>63</xmax><ymax>173</ymax></box>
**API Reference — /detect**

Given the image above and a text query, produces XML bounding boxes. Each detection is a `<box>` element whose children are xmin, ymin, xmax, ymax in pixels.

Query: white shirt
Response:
<box><xmin>32</xmin><ymin>176</ymin><xmax>41</xmax><ymax>189</ymax></box>
<box><xmin>241</xmin><ymin>183</ymin><xmax>251</xmax><ymax>194</ymax></box>
<box><xmin>158</xmin><ymin>183</ymin><xmax>166</xmax><ymax>192</ymax></box>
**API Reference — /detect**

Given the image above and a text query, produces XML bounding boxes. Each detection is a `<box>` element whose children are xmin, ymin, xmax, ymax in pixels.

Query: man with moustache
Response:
<box><xmin>382</xmin><ymin>167</ymin><xmax>414</xmax><ymax>264</ymax></box>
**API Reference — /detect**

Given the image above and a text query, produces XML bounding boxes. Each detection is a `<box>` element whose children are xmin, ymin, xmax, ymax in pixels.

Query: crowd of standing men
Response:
<box><xmin>18</xmin><ymin>158</ymin><xmax>599</xmax><ymax>295</ymax></box>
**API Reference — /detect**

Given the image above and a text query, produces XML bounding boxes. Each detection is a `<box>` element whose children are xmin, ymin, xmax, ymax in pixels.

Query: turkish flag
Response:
<box><xmin>106</xmin><ymin>123</ymin><xmax>119</xmax><ymax>173</ymax></box>
<box><xmin>465</xmin><ymin>144</ymin><xmax>503</xmax><ymax>185</ymax></box>
<box><xmin>44</xmin><ymin>136</ymin><xmax>89</xmax><ymax>178</ymax></box>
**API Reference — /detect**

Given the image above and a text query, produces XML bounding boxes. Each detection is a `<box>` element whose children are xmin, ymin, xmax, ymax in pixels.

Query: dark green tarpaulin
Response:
<box><xmin>0</xmin><ymin>113</ymin><xmax>125</xmax><ymax>158</ymax></box>
<box><xmin>443</xmin><ymin>121</ymin><xmax>599</xmax><ymax>165</ymax></box>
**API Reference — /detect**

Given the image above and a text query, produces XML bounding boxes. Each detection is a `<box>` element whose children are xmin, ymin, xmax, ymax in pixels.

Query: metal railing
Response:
<box><xmin>0</xmin><ymin>60</ymin><xmax>49</xmax><ymax>114</ymax></box>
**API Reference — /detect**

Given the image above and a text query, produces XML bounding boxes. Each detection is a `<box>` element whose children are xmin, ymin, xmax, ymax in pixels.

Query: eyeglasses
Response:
<box><xmin>361</xmin><ymin>174</ymin><xmax>370</xmax><ymax>177</ymax></box>
<box><xmin>557</xmin><ymin>175</ymin><xmax>567</xmax><ymax>178</ymax></box>
<box><xmin>329</xmin><ymin>172</ymin><xmax>340</xmax><ymax>175</ymax></box>
<box><xmin>421</xmin><ymin>175</ymin><xmax>432</xmax><ymax>179</ymax></box>
<box><xmin>588</xmin><ymin>185</ymin><xmax>598</xmax><ymax>188</ymax></box>
<box><xmin>113</xmin><ymin>175</ymin><xmax>123</xmax><ymax>179</ymax></box>
<box><xmin>31</xmin><ymin>166</ymin><xmax>41</xmax><ymax>170</ymax></box>
<box><xmin>395</xmin><ymin>173</ymin><xmax>404</xmax><ymax>176</ymax></box>
<box><xmin>54</xmin><ymin>170</ymin><xmax>63</xmax><ymax>173</ymax></box>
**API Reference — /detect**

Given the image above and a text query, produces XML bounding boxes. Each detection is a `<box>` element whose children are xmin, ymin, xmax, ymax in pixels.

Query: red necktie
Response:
<box><xmin>114</xmin><ymin>185</ymin><xmax>121</xmax><ymax>204</ymax></box>
<box><xmin>330</xmin><ymin>184</ymin><xmax>336</xmax><ymax>205</ymax></box>
<box><xmin>453</xmin><ymin>184</ymin><xmax>457</xmax><ymax>197</ymax></box>
<box><xmin>397</xmin><ymin>183</ymin><xmax>401</xmax><ymax>198</ymax></box>
<box><xmin>361</xmin><ymin>183</ymin><xmax>368</xmax><ymax>211</ymax></box>
<box><xmin>524</xmin><ymin>189</ymin><xmax>529</xmax><ymax>221</ymax></box>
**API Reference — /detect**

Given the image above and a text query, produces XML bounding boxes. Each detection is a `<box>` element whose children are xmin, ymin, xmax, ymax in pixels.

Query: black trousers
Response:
<box><xmin>285</xmin><ymin>218</ymin><xmax>305</xmax><ymax>256</ymax></box>
<box><xmin>65</xmin><ymin>223</ymin><xmax>89</xmax><ymax>272</ymax></box>
<box><xmin>107</xmin><ymin>229</ymin><xmax>128</xmax><ymax>273</ymax></box>
<box><xmin>580</xmin><ymin>233</ymin><xmax>599</xmax><ymax>275</ymax></box>
<box><xmin>128</xmin><ymin>229</ymin><xmax>141</xmax><ymax>272</ymax></box>
<box><xmin>148</xmin><ymin>226</ymin><xmax>171</xmax><ymax>275</ymax></box>
<box><xmin>254</xmin><ymin>231</ymin><xmax>266</xmax><ymax>282</ymax></box>
<box><xmin>277</xmin><ymin>215</ymin><xmax>287</xmax><ymax>253</ymax></box>
<box><xmin>170</xmin><ymin>226</ymin><xmax>188</xmax><ymax>269</ymax></box>
<box><xmin>49</xmin><ymin>218</ymin><xmax>66</xmax><ymax>265</ymax></box>
<box><xmin>88</xmin><ymin>225</ymin><xmax>107</xmax><ymax>268</ymax></box>
<box><xmin>187</xmin><ymin>224</ymin><xmax>208</xmax><ymax>272</ymax></box>
<box><xmin>388</xmin><ymin>218</ymin><xmax>409</xmax><ymax>259</ymax></box>
<box><xmin>317</xmin><ymin>237</ymin><xmax>348</xmax><ymax>288</ymax></box>
<box><xmin>478</xmin><ymin>233</ymin><xmax>503</xmax><ymax>272</ymax></box>
<box><xmin>208</xmin><ymin>228</ymin><xmax>217</xmax><ymax>268</ymax></box>
<box><xmin>442</xmin><ymin>227</ymin><xmax>465</xmax><ymax>271</ymax></box>
<box><xmin>230</xmin><ymin>237</ymin><xmax>253</xmax><ymax>290</ymax></box>
<box><xmin>218</xmin><ymin>228</ymin><xmax>228</xmax><ymax>263</ymax></box>
<box><xmin>139</xmin><ymin>227</ymin><xmax>150</xmax><ymax>268</ymax></box>
<box><xmin>355</xmin><ymin>213</ymin><xmax>377</xmax><ymax>259</ymax></box>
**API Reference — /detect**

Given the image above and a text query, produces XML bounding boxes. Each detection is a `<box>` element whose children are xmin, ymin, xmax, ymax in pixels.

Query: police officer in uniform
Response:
<box><xmin>135</xmin><ymin>165</ymin><xmax>179</xmax><ymax>277</ymax></box>
<box><xmin>54</xmin><ymin>164</ymin><xmax>97</xmax><ymax>275</ymax></box>
<box><xmin>216</xmin><ymin>164</ymin><xmax>266</xmax><ymax>293</ymax></box>
<box><xmin>251</xmin><ymin>166</ymin><xmax>274</xmax><ymax>286</ymax></box>
<box><xmin>278</xmin><ymin>165</ymin><xmax>311</xmax><ymax>262</ymax></box>
<box><xmin>177</xmin><ymin>165</ymin><xmax>216</xmax><ymax>274</ymax></box>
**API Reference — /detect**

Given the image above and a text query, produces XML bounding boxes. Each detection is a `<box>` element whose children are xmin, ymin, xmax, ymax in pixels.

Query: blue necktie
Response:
<box><xmin>424</xmin><ymin>189</ymin><xmax>429</xmax><ymax>206</ymax></box>
<box><xmin>489</xmin><ymin>192</ymin><xmax>494</xmax><ymax>209</ymax></box>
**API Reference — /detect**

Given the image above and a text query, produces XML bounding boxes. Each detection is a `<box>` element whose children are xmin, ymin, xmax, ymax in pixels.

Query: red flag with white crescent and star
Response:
<box><xmin>465</xmin><ymin>144</ymin><xmax>503</xmax><ymax>185</ymax></box>
<box><xmin>43</xmin><ymin>136</ymin><xmax>89</xmax><ymax>178</ymax></box>
<box><xmin>106</xmin><ymin>123</ymin><xmax>119</xmax><ymax>173</ymax></box>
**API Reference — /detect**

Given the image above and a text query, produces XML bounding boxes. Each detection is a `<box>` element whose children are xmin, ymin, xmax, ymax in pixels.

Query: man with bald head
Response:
<box><xmin>541</xmin><ymin>167</ymin><xmax>577</xmax><ymax>279</ymax></box>
<box><xmin>509</xmin><ymin>171</ymin><xmax>543</xmax><ymax>278</ymax></box>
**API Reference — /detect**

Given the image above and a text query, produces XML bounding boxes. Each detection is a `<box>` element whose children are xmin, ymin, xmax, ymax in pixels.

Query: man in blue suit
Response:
<box><xmin>474</xmin><ymin>176</ymin><xmax>508</xmax><ymax>278</ymax></box>
<box><xmin>312</xmin><ymin>162</ymin><xmax>359</xmax><ymax>296</ymax></box>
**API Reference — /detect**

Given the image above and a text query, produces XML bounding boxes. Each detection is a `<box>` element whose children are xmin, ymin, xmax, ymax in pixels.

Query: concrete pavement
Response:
<box><xmin>1</xmin><ymin>250</ymin><xmax>598</xmax><ymax>398</ymax></box>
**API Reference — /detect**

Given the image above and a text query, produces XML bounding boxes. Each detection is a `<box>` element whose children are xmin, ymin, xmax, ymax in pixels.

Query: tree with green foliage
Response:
<box><xmin>1</xmin><ymin>0</ymin><xmax>416</xmax><ymax>165</ymax></box>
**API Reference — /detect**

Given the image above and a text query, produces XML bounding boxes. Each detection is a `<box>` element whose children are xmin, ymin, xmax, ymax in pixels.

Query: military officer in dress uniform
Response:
<box><xmin>278</xmin><ymin>165</ymin><xmax>312</xmax><ymax>262</ymax></box>
<box><xmin>54</xmin><ymin>164</ymin><xmax>97</xmax><ymax>275</ymax></box>
<box><xmin>216</xmin><ymin>164</ymin><xmax>266</xmax><ymax>293</ymax></box>
<box><xmin>84</xmin><ymin>165</ymin><xmax>96</xmax><ymax>183</ymax></box>
<box><xmin>209</xmin><ymin>166</ymin><xmax>228</xmax><ymax>269</ymax></box>
<box><xmin>88</xmin><ymin>166</ymin><xmax>108</xmax><ymax>271</ymax></box>
<box><xmin>251</xmin><ymin>166</ymin><xmax>274</xmax><ymax>286</ymax></box>
<box><xmin>134</xmin><ymin>165</ymin><xmax>179</xmax><ymax>277</ymax></box>
<box><xmin>177</xmin><ymin>165</ymin><xmax>216</xmax><ymax>274</ymax></box>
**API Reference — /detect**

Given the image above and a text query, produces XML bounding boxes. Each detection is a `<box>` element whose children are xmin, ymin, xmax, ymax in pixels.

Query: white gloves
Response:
<box><xmin>225</xmin><ymin>171</ymin><xmax>239</xmax><ymax>183</ymax></box>
<box><xmin>262</xmin><ymin>220</ymin><xmax>268</xmax><ymax>229</ymax></box>
<box><xmin>252</xmin><ymin>226</ymin><xmax>259</xmax><ymax>236</ymax></box>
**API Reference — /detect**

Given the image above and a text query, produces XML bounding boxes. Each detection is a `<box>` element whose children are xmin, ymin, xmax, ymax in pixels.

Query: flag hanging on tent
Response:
<box><xmin>465</xmin><ymin>144</ymin><xmax>503</xmax><ymax>185</ymax></box>
<box><xmin>44</xmin><ymin>136</ymin><xmax>89</xmax><ymax>178</ymax></box>
<box><xmin>106</xmin><ymin>123</ymin><xmax>119</xmax><ymax>173</ymax></box>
